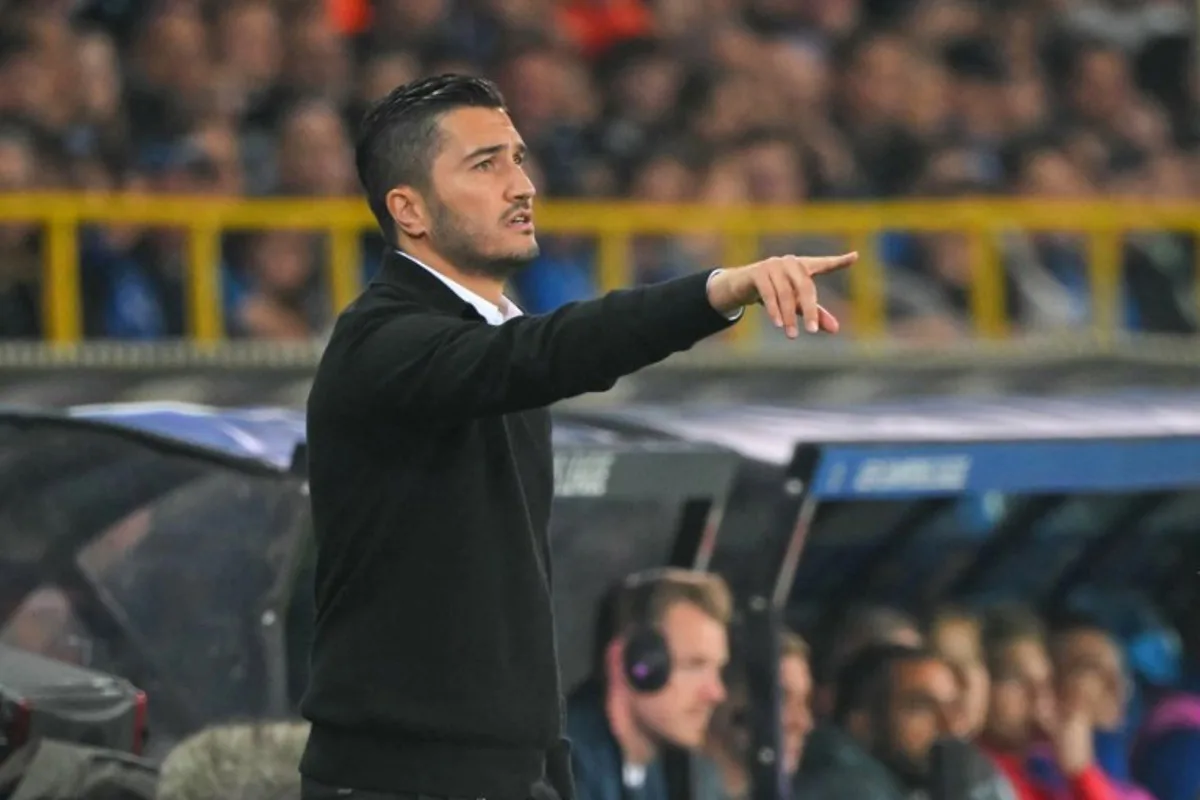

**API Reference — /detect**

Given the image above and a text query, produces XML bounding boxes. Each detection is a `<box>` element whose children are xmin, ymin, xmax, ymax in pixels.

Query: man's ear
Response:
<box><xmin>386</xmin><ymin>186</ymin><xmax>428</xmax><ymax>239</ymax></box>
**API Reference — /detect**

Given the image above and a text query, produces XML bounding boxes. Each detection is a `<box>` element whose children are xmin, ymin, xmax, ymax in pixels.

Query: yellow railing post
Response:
<box><xmin>597</xmin><ymin>228</ymin><xmax>630</xmax><ymax>294</ymax></box>
<box><xmin>1088</xmin><ymin>229</ymin><xmax>1122</xmax><ymax>340</ymax></box>
<box><xmin>327</xmin><ymin>226</ymin><xmax>363</xmax><ymax>314</ymax></box>
<box><xmin>969</xmin><ymin>228</ymin><xmax>1006</xmax><ymax>339</ymax></box>
<box><xmin>44</xmin><ymin>212</ymin><xmax>81</xmax><ymax>344</ymax></box>
<box><xmin>722</xmin><ymin>233</ymin><xmax>760</xmax><ymax>345</ymax></box>
<box><xmin>187</xmin><ymin>221</ymin><xmax>223</xmax><ymax>343</ymax></box>
<box><xmin>848</xmin><ymin>231</ymin><xmax>884</xmax><ymax>339</ymax></box>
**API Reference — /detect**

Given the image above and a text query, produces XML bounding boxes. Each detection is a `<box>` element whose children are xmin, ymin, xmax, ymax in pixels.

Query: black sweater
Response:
<box><xmin>300</xmin><ymin>251</ymin><xmax>736</xmax><ymax>798</ymax></box>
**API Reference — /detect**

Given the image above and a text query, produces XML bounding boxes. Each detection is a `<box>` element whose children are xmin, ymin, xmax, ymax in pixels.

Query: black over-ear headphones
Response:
<box><xmin>618</xmin><ymin>569</ymin><xmax>675</xmax><ymax>694</ymax></box>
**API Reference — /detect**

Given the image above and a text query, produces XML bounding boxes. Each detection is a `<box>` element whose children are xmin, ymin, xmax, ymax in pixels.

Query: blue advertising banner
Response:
<box><xmin>812</xmin><ymin>438</ymin><xmax>1200</xmax><ymax>499</ymax></box>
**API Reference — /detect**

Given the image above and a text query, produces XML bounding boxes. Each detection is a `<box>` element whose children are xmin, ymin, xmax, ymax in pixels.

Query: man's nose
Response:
<box><xmin>508</xmin><ymin>165</ymin><xmax>536</xmax><ymax>200</ymax></box>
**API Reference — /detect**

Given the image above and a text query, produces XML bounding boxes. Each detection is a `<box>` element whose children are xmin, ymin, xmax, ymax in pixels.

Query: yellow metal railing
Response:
<box><xmin>2</xmin><ymin>194</ymin><xmax>1199</xmax><ymax>346</ymax></box>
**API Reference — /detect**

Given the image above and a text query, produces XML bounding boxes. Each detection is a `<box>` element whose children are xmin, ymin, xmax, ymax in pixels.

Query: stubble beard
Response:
<box><xmin>428</xmin><ymin>194</ymin><xmax>539</xmax><ymax>281</ymax></box>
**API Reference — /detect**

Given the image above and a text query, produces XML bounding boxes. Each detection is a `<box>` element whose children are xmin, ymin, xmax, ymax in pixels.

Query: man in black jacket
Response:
<box><xmin>299</xmin><ymin>74</ymin><xmax>855</xmax><ymax>800</ymax></box>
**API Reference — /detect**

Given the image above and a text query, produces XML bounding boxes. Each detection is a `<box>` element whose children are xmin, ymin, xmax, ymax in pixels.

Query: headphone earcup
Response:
<box><xmin>622</xmin><ymin>626</ymin><xmax>671</xmax><ymax>693</ymax></box>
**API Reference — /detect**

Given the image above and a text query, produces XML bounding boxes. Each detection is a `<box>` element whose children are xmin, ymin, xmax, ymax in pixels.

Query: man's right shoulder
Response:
<box><xmin>309</xmin><ymin>286</ymin><xmax>458</xmax><ymax>424</ymax></box>
<box><xmin>322</xmin><ymin>285</ymin><xmax>441</xmax><ymax>354</ymax></box>
<box><xmin>334</xmin><ymin>282</ymin><xmax>419</xmax><ymax>325</ymax></box>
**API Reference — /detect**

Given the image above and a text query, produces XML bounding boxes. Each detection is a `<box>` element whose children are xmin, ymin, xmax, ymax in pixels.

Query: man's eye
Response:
<box><xmin>474</xmin><ymin>159</ymin><xmax>494</xmax><ymax>171</ymax></box>
<box><xmin>514</xmin><ymin>152</ymin><xmax>526</xmax><ymax>165</ymax></box>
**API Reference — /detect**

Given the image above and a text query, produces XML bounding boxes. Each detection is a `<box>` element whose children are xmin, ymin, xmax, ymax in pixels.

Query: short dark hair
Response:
<box><xmin>355</xmin><ymin>74</ymin><xmax>507</xmax><ymax>245</ymax></box>
<box><xmin>818</xmin><ymin>604</ymin><xmax>921</xmax><ymax>684</ymax></box>
<box><xmin>833</xmin><ymin>643</ymin><xmax>934</xmax><ymax>724</ymax></box>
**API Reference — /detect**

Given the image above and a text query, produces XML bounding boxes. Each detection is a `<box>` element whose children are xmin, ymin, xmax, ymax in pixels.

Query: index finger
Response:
<box><xmin>804</xmin><ymin>252</ymin><xmax>859</xmax><ymax>275</ymax></box>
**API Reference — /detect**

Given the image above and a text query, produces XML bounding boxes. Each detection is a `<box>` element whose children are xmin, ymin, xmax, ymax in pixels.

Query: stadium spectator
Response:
<box><xmin>705</xmin><ymin>629</ymin><xmax>814</xmax><ymax>800</ymax></box>
<box><xmin>156</xmin><ymin>720</ymin><xmax>309</xmax><ymax>800</ymax></box>
<box><xmin>928</xmin><ymin>605</ymin><xmax>992</xmax><ymax>738</ymax></box>
<box><xmin>79</xmin><ymin>140</ymin><xmax>227</xmax><ymax>339</ymax></box>
<box><xmin>979</xmin><ymin>605</ymin><xmax>1118</xmax><ymax>800</ymax></box>
<box><xmin>227</xmin><ymin>230</ymin><xmax>328</xmax><ymax>340</ymax></box>
<box><xmin>567</xmin><ymin>568</ymin><xmax>731</xmax><ymax>800</ymax></box>
<box><xmin>274</xmin><ymin>99</ymin><xmax>355</xmax><ymax>197</ymax></box>
<box><xmin>1048</xmin><ymin>613</ymin><xmax>1152</xmax><ymax>800</ymax></box>
<box><xmin>0</xmin><ymin>0</ymin><xmax>1195</xmax><ymax>341</ymax></box>
<box><xmin>796</xmin><ymin>642</ymin><xmax>1013</xmax><ymax>800</ymax></box>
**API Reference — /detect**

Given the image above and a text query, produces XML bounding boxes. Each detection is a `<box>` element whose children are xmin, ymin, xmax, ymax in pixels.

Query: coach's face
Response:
<box><xmin>424</xmin><ymin>106</ymin><xmax>539</xmax><ymax>277</ymax></box>
<box><xmin>633</xmin><ymin>602</ymin><xmax>729</xmax><ymax>750</ymax></box>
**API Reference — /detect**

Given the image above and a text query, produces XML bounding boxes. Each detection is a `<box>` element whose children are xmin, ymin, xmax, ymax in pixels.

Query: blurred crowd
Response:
<box><xmin>0</xmin><ymin>0</ymin><xmax>1198</xmax><ymax>341</ymax></box>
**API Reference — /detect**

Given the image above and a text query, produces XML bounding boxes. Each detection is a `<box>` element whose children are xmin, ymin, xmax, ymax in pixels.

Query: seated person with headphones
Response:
<box><xmin>567</xmin><ymin>568</ymin><xmax>732</xmax><ymax>800</ymax></box>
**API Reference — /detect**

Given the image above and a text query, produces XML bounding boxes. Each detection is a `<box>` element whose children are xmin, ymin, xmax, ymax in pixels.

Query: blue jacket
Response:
<box><xmin>566</xmin><ymin>681</ymin><xmax>727</xmax><ymax>800</ymax></box>
<box><xmin>567</xmin><ymin>681</ymin><xmax>670</xmax><ymax>800</ymax></box>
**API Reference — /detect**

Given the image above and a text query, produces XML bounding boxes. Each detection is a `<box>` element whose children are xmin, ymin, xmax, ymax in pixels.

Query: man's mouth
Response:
<box><xmin>507</xmin><ymin>211</ymin><xmax>533</xmax><ymax>230</ymax></box>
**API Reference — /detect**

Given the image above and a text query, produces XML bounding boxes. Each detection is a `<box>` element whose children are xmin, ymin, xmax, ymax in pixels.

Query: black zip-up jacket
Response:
<box><xmin>300</xmin><ymin>251</ymin><xmax>737</xmax><ymax>799</ymax></box>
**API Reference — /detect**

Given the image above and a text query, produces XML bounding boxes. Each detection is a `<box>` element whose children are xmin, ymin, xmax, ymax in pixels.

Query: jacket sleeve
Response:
<box><xmin>335</xmin><ymin>270</ymin><xmax>736</xmax><ymax>420</ymax></box>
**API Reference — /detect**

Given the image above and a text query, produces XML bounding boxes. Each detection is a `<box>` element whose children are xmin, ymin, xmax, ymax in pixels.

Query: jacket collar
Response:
<box><xmin>377</xmin><ymin>249</ymin><xmax>519</xmax><ymax>325</ymax></box>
